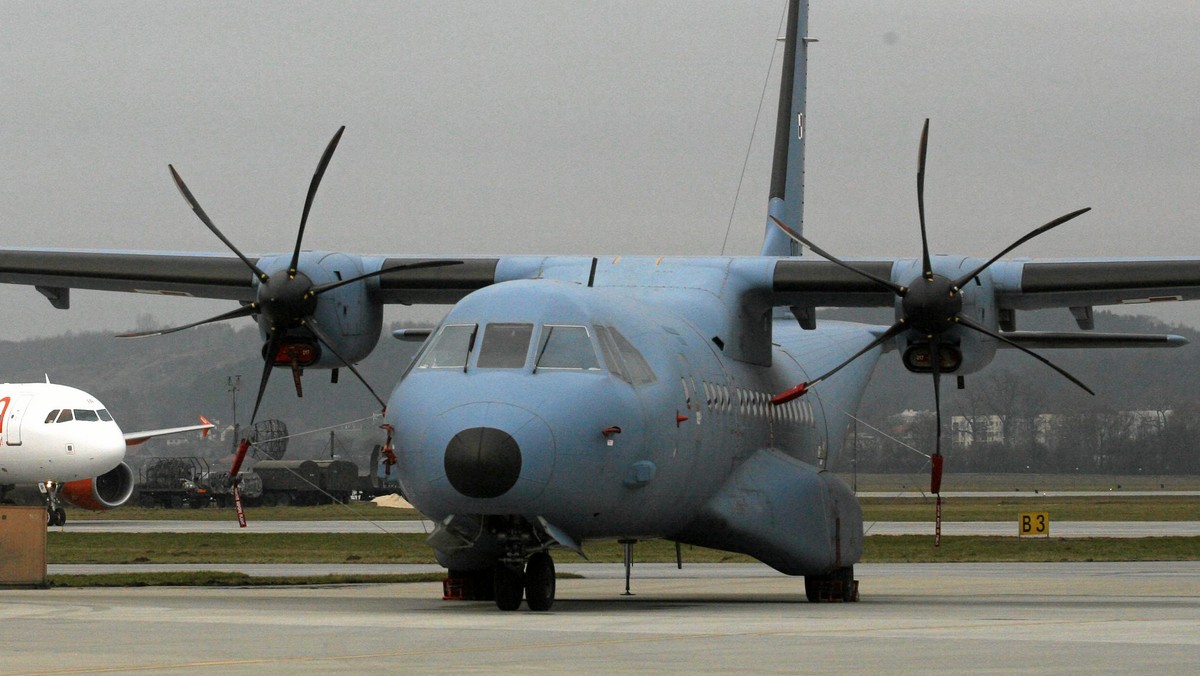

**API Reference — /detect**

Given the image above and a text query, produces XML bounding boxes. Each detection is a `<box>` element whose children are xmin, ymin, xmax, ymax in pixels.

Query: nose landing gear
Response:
<box><xmin>493</xmin><ymin>551</ymin><xmax>556</xmax><ymax>611</ymax></box>
<box><xmin>39</xmin><ymin>481</ymin><xmax>67</xmax><ymax>526</ymax></box>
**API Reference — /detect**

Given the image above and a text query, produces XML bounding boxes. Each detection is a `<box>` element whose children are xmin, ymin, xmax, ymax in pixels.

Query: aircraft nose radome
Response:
<box><xmin>415</xmin><ymin>401</ymin><xmax>556</xmax><ymax>511</ymax></box>
<box><xmin>444</xmin><ymin>427</ymin><xmax>522</xmax><ymax>498</ymax></box>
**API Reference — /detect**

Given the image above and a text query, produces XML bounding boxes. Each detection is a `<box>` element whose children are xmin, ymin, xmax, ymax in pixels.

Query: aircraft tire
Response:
<box><xmin>524</xmin><ymin>552</ymin><xmax>555</xmax><ymax>611</ymax></box>
<box><xmin>494</xmin><ymin>565</ymin><xmax>524</xmax><ymax>611</ymax></box>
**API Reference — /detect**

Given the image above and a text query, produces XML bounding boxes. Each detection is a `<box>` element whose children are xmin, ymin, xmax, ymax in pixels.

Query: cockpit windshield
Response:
<box><xmin>535</xmin><ymin>325</ymin><xmax>601</xmax><ymax>371</ymax></box>
<box><xmin>413</xmin><ymin>320</ymin><xmax>649</xmax><ymax>381</ymax></box>
<box><xmin>476</xmin><ymin>323</ymin><xmax>534</xmax><ymax>368</ymax></box>
<box><xmin>44</xmin><ymin>408</ymin><xmax>113</xmax><ymax>423</ymax></box>
<box><xmin>416</xmin><ymin>324</ymin><xmax>477</xmax><ymax>369</ymax></box>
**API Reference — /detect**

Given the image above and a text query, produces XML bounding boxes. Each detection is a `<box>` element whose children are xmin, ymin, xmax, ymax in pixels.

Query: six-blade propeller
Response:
<box><xmin>770</xmin><ymin>120</ymin><xmax>1095</xmax><ymax>536</ymax></box>
<box><xmin>118</xmin><ymin>127</ymin><xmax>461</xmax><ymax>426</ymax></box>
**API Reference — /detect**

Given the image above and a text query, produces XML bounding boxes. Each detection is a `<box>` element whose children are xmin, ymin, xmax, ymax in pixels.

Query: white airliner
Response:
<box><xmin>0</xmin><ymin>381</ymin><xmax>213</xmax><ymax>525</ymax></box>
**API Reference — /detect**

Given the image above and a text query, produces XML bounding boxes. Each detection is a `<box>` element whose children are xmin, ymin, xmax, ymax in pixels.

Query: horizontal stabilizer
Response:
<box><xmin>998</xmin><ymin>332</ymin><xmax>1188</xmax><ymax>349</ymax></box>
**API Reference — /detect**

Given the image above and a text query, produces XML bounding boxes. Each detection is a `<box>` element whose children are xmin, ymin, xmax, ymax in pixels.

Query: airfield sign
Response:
<box><xmin>1019</xmin><ymin>512</ymin><xmax>1050</xmax><ymax>537</ymax></box>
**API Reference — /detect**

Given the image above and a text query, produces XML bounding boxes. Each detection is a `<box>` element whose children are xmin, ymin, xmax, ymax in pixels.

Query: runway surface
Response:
<box><xmin>58</xmin><ymin>519</ymin><xmax>1200</xmax><ymax>537</ymax></box>
<box><xmin>4</xmin><ymin>562</ymin><xmax>1198</xmax><ymax>674</ymax></box>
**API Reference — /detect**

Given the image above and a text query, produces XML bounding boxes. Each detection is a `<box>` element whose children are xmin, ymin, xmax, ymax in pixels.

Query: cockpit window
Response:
<box><xmin>56</xmin><ymin>409</ymin><xmax>74</xmax><ymax>423</ymax></box>
<box><xmin>74</xmin><ymin>409</ymin><xmax>100</xmax><ymax>422</ymax></box>
<box><xmin>98</xmin><ymin>409</ymin><xmax>113</xmax><ymax>422</ymax></box>
<box><xmin>416</xmin><ymin>324</ymin><xmax>477</xmax><ymax>369</ymax></box>
<box><xmin>45</xmin><ymin>409</ymin><xmax>60</xmax><ymax>424</ymax></box>
<box><xmin>535</xmin><ymin>325</ymin><xmax>601</xmax><ymax>371</ymax></box>
<box><xmin>477</xmin><ymin>323</ymin><xmax>534</xmax><ymax>368</ymax></box>
<box><xmin>595</xmin><ymin>325</ymin><xmax>657</xmax><ymax>385</ymax></box>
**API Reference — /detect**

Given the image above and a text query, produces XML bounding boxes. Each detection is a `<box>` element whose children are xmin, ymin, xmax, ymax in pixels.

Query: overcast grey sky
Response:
<box><xmin>3</xmin><ymin>1</ymin><xmax>1200</xmax><ymax>338</ymax></box>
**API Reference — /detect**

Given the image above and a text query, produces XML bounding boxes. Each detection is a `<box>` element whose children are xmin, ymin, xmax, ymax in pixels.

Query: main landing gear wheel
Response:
<box><xmin>494</xmin><ymin>564</ymin><xmax>524</xmax><ymax>611</ymax></box>
<box><xmin>524</xmin><ymin>552</ymin><xmax>556</xmax><ymax>612</ymax></box>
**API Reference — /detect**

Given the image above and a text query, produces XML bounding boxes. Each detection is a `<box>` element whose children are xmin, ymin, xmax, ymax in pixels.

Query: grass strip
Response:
<box><xmin>44</xmin><ymin>572</ymin><xmax>445</xmax><ymax>588</ymax></box>
<box><xmin>47</xmin><ymin>532</ymin><xmax>1200</xmax><ymax>566</ymax></box>
<box><xmin>43</xmin><ymin>571</ymin><xmax>583</xmax><ymax>588</ymax></box>
<box><xmin>861</xmin><ymin>495</ymin><xmax>1200</xmax><ymax>521</ymax></box>
<box><xmin>63</xmin><ymin>505</ymin><xmax>423</xmax><ymax>522</ymax></box>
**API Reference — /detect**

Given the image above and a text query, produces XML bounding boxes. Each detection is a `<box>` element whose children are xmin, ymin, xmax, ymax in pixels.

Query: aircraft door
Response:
<box><xmin>1</xmin><ymin>395</ymin><xmax>33</xmax><ymax>446</ymax></box>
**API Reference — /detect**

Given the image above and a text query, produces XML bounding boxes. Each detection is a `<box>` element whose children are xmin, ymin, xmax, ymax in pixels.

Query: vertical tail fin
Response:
<box><xmin>761</xmin><ymin>0</ymin><xmax>810</xmax><ymax>257</ymax></box>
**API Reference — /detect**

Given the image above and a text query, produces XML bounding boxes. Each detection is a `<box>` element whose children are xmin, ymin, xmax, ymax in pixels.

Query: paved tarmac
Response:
<box><xmin>58</xmin><ymin>519</ymin><xmax>1200</xmax><ymax>537</ymax></box>
<box><xmin>4</xmin><ymin>562</ymin><xmax>1198</xmax><ymax>674</ymax></box>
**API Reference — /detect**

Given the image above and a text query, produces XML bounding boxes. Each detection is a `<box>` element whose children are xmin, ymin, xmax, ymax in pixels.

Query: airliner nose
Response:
<box><xmin>444</xmin><ymin>427</ymin><xmax>522</xmax><ymax>498</ymax></box>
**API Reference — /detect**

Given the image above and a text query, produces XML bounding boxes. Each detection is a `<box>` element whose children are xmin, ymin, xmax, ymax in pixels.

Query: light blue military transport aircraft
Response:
<box><xmin>2</xmin><ymin>0</ymin><xmax>1199</xmax><ymax>610</ymax></box>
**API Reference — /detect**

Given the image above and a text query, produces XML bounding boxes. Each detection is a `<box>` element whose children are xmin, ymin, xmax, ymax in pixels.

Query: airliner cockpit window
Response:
<box><xmin>416</xmin><ymin>324</ymin><xmax>477</xmax><ymax>369</ymax></box>
<box><xmin>74</xmin><ymin>409</ymin><xmax>100</xmax><ymax>422</ymax></box>
<box><xmin>45</xmin><ymin>409</ymin><xmax>60</xmax><ymax>424</ymax></box>
<box><xmin>98</xmin><ymin>409</ymin><xmax>113</xmax><ymax>421</ymax></box>
<box><xmin>535</xmin><ymin>325</ymin><xmax>601</xmax><ymax>371</ymax></box>
<box><xmin>56</xmin><ymin>409</ymin><xmax>74</xmax><ymax>423</ymax></box>
<box><xmin>477</xmin><ymin>323</ymin><xmax>534</xmax><ymax>368</ymax></box>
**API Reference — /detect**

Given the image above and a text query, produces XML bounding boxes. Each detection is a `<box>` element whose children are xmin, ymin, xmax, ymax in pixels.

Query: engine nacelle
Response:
<box><xmin>894</xmin><ymin>256</ymin><xmax>1001</xmax><ymax>376</ymax></box>
<box><xmin>61</xmin><ymin>462</ymin><xmax>135</xmax><ymax>510</ymax></box>
<box><xmin>254</xmin><ymin>252</ymin><xmax>384</xmax><ymax>369</ymax></box>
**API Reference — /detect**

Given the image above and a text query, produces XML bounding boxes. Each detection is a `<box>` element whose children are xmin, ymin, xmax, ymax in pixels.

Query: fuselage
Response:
<box><xmin>0</xmin><ymin>383</ymin><xmax>127</xmax><ymax>484</ymax></box>
<box><xmin>388</xmin><ymin>272</ymin><xmax>882</xmax><ymax>545</ymax></box>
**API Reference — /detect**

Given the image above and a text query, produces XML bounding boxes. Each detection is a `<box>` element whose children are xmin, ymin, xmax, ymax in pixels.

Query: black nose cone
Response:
<box><xmin>444</xmin><ymin>427</ymin><xmax>522</xmax><ymax>498</ymax></box>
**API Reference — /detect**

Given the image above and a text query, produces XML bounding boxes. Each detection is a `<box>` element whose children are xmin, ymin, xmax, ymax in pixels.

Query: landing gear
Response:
<box><xmin>805</xmin><ymin>566</ymin><xmax>858</xmax><ymax>603</ymax></box>
<box><xmin>39</xmin><ymin>482</ymin><xmax>67</xmax><ymax>527</ymax></box>
<box><xmin>494</xmin><ymin>564</ymin><xmax>524</xmax><ymax>611</ymax></box>
<box><xmin>524</xmin><ymin>552</ymin><xmax>556</xmax><ymax>611</ymax></box>
<box><xmin>486</xmin><ymin>552</ymin><xmax>556</xmax><ymax>612</ymax></box>
<box><xmin>437</xmin><ymin>517</ymin><xmax>561</xmax><ymax>611</ymax></box>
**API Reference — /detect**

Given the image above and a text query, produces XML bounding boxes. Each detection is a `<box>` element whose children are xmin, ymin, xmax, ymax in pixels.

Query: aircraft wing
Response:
<box><xmin>772</xmin><ymin>257</ymin><xmax>1200</xmax><ymax>312</ymax></box>
<box><xmin>0</xmin><ymin>249</ymin><xmax>498</xmax><ymax>307</ymax></box>
<box><xmin>0</xmin><ymin>250</ymin><xmax>255</xmax><ymax>303</ymax></box>
<box><xmin>7</xmin><ymin>249</ymin><xmax>1200</xmax><ymax>314</ymax></box>
<box><xmin>123</xmin><ymin>417</ymin><xmax>215</xmax><ymax>447</ymax></box>
<box><xmin>995</xmin><ymin>258</ymin><xmax>1200</xmax><ymax>310</ymax></box>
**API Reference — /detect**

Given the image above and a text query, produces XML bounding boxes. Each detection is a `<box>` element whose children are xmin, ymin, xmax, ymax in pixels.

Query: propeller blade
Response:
<box><xmin>310</xmin><ymin>259</ymin><xmax>464</xmax><ymax>296</ymax></box>
<box><xmin>930</xmin><ymin>337</ymin><xmax>942</xmax><ymax>459</ymax></box>
<box><xmin>168</xmin><ymin>164</ymin><xmax>270</xmax><ymax>282</ymax></box>
<box><xmin>229</xmin><ymin>438</ymin><xmax>252</xmax><ymax>477</ymax></box>
<box><xmin>289</xmin><ymin>126</ymin><xmax>345</xmax><ymax>278</ymax></box>
<box><xmin>771</xmin><ymin>320</ymin><xmax>908</xmax><ymax>405</ymax></box>
<box><xmin>303</xmin><ymin>317</ymin><xmax>388</xmax><ymax>409</ymax></box>
<box><xmin>115</xmin><ymin>304</ymin><xmax>256</xmax><ymax>338</ymax></box>
<box><xmin>917</xmin><ymin>119</ymin><xmax>933</xmax><ymax>279</ymax></box>
<box><xmin>952</xmin><ymin>207</ymin><xmax>1091</xmax><ymax>290</ymax></box>
<box><xmin>249</xmin><ymin>331</ymin><xmax>284</xmax><ymax>426</ymax></box>
<box><xmin>769</xmin><ymin>216</ymin><xmax>907</xmax><ymax>296</ymax></box>
<box><xmin>955</xmin><ymin>314</ymin><xmax>1095</xmax><ymax>395</ymax></box>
